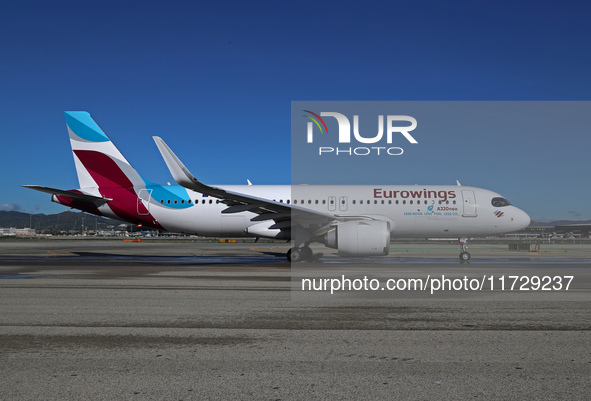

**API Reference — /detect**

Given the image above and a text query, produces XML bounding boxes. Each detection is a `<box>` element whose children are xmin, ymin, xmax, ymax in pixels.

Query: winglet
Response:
<box><xmin>152</xmin><ymin>136</ymin><xmax>210</xmax><ymax>193</ymax></box>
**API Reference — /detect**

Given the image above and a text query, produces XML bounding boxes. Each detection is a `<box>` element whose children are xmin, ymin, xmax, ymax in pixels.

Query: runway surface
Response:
<box><xmin>0</xmin><ymin>239</ymin><xmax>590</xmax><ymax>399</ymax></box>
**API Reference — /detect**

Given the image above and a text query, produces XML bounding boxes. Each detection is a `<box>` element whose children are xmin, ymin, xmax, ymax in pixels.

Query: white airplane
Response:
<box><xmin>24</xmin><ymin>112</ymin><xmax>531</xmax><ymax>262</ymax></box>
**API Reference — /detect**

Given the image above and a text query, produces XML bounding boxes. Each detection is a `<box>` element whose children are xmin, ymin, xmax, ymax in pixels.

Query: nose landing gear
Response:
<box><xmin>459</xmin><ymin>238</ymin><xmax>471</xmax><ymax>262</ymax></box>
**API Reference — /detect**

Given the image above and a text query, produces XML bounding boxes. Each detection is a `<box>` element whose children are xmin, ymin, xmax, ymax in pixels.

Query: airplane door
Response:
<box><xmin>339</xmin><ymin>196</ymin><xmax>348</xmax><ymax>211</ymax></box>
<box><xmin>328</xmin><ymin>196</ymin><xmax>336</xmax><ymax>211</ymax></box>
<box><xmin>137</xmin><ymin>189</ymin><xmax>152</xmax><ymax>216</ymax></box>
<box><xmin>461</xmin><ymin>190</ymin><xmax>477</xmax><ymax>217</ymax></box>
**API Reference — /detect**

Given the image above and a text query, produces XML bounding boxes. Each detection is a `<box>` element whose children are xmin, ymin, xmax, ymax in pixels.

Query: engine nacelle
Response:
<box><xmin>324</xmin><ymin>220</ymin><xmax>391</xmax><ymax>256</ymax></box>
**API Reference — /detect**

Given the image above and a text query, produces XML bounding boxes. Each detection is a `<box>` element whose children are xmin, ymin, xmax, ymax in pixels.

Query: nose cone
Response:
<box><xmin>514</xmin><ymin>208</ymin><xmax>531</xmax><ymax>230</ymax></box>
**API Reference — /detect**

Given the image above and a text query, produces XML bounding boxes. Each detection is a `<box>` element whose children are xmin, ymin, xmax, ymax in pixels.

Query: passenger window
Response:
<box><xmin>160</xmin><ymin>200</ymin><xmax>164</xmax><ymax>204</ymax></box>
<box><xmin>167</xmin><ymin>200</ymin><xmax>170</xmax><ymax>204</ymax></box>
<box><xmin>294</xmin><ymin>200</ymin><xmax>298</xmax><ymax>204</ymax></box>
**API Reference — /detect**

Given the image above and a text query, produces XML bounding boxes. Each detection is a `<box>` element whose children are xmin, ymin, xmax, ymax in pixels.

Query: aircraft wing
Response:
<box><xmin>22</xmin><ymin>185</ymin><xmax>112</xmax><ymax>204</ymax></box>
<box><xmin>152</xmin><ymin>136</ymin><xmax>339</xmax><ymax>231</ymax></box>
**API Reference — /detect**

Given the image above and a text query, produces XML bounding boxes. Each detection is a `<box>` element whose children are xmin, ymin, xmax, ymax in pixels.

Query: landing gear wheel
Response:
<box><xmin>301</xmin><ymin>246</ymin><xmax>313</xmax><ymax>261</ymax></box>
<box><xmin>289</xmin><ymin>247</ymin><xmax>303</xmax><ymax>262</ymax></box>
<box><xmin>459</xmin><ymin>251</ymin><xmax>471</xmax><ymax>262</ymax></box>
<box><xmin>288</xmin><ymin>246</ymin><xmax>314</xmax><ymax>262</ymax></box>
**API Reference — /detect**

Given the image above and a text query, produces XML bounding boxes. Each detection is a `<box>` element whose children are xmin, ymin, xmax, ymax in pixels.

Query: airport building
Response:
<box><xmin>514</xmin><ymin>224</ymin><xmax>591</xmax><ymax>239</ymax></box>
<box><xmin>0</xmin><ymin>227</ymin><xmax>36</xmax><ymax>236</ymax></box>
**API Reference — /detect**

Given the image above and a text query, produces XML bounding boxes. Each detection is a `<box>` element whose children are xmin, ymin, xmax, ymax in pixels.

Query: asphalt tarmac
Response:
<box><xmin>0</xmin><ymin>239</ymin><xmax>590</xmax><ymax>400</ymax></box>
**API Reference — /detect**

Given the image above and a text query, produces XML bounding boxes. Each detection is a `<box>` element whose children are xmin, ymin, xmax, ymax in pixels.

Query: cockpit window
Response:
<box><xmin>491</xmin><ymin>197</ymin><xmax>511</xmax><ymax>207</ymax></box>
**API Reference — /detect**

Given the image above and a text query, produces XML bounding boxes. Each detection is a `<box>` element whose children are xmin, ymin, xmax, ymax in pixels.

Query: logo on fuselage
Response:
<box><xmin>374</xmin><ymin>188</ymin><xmax>456</xmax><ymax>202</ymax></box>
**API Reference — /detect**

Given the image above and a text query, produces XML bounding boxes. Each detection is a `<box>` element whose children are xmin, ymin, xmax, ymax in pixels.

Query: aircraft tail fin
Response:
<box><xmin>65</xmin><ymin>111</ymin><xmax>144</xmax><ymax>190</ymax></box>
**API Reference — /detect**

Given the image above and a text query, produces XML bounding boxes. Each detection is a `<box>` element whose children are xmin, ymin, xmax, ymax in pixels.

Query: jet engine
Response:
<box><xmin>324</xmin><ymin>220</ymin><xmax>391</xmax><ymax>256</ymax></box>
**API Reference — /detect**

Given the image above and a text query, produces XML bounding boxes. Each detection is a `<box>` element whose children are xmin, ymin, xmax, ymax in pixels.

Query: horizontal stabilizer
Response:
<box><xmin>22</xmin><ymin>185</ymin><xmax>111</xmax><ymax>204</ymax></box>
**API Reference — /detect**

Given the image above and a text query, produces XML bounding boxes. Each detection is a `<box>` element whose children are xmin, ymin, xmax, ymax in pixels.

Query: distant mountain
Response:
<box><xmin>0</xmin><ymin>210</ymin><xmax>124</xmax><ymax>233</ymax></box>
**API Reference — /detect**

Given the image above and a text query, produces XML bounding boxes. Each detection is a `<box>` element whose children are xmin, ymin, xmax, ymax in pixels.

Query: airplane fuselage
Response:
<box><xmin>59</xmin><ymin>184</ymin><xmax>529</xmax><ymax>239</ymax></box>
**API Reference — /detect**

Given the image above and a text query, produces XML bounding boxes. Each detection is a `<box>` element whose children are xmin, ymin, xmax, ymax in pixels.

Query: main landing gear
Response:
<box><xmin>459</xmin><ymin>237</ymin><xmax>471</xmax><ymax>262</ymax></box>
<box><xmin>287</xmin><ymin>245</ymin><xmax>313</xmax><ymax>262</ymax></box>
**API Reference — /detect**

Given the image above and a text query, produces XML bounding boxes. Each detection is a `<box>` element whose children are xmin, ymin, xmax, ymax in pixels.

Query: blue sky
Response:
<box><xmin>1</xmin><ymin>1</ymin><xmax>590</xmax><ymax>221</ymax></box>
